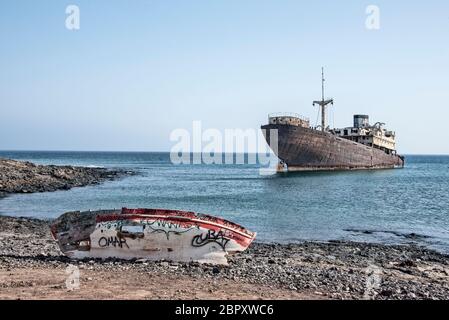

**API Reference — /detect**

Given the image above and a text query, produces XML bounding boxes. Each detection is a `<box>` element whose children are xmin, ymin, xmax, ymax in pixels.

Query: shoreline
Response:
<box><xmin>1</xmin><ymin>215</ymin><xmax>448</xmax><ymax>300</ymax></box>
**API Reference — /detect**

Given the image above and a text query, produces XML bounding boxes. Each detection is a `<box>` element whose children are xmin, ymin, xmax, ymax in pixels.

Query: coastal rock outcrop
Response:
<box><xmin>0</xmin><ymin>158</ymin><xmax>126</xmax><ymax>196</ymax></box>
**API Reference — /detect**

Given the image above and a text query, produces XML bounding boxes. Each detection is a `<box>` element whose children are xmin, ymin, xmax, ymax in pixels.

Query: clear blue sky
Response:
<box><xmin>1</xmin><ymin>0</ymin><xmax>448</xmax><ymax>153</ymax></box>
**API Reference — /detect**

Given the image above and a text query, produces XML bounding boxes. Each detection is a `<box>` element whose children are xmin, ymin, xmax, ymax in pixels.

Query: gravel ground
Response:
<box><xmin>0</xmin><ymin>215</ymin><xmax>448</xmax><ymax>300</ymax></box>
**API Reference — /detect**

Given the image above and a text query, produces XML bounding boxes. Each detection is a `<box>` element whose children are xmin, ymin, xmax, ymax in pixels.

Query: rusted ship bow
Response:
<box><xmin>51</xmin><ymin>208</ymin><xmax>256</xmax><ymax>265</ymax></box>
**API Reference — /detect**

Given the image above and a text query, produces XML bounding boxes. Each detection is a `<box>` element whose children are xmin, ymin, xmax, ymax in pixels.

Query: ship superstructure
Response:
<box><xmin>332</xmin><ymin>115</ymin><xmax>398</xmax><ymax>155</ymax></box>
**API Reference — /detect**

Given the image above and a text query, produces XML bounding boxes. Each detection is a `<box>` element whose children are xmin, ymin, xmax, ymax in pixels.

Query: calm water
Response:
<box><xmin>1</xmin><ymin>151</ymin><xmax>448</xmax><ymax>253</ymax></box>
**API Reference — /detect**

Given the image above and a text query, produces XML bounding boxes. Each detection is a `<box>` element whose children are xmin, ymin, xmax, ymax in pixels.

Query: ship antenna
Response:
<box><xmin>313</xmin><ymin>67</ymin><xmax>334</xmax><ymax>132</ymax></box>
<box><xmin>321</xmin><ymin>67</ymin><xmax>325</xmax><ymax>102</ymax></box>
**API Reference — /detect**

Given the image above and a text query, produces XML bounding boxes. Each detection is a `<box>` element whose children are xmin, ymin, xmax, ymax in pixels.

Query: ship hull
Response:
<box><xmin>261</xmin><ymin>124</ymin><xmax>404</xmax><ymax>171</ymax></box>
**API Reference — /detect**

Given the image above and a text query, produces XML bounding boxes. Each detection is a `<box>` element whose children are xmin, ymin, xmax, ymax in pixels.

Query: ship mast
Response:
<box><xmin>313</xmin><ymin>67</ymin><xmax>334</xmax><ymax>132</ymax></box>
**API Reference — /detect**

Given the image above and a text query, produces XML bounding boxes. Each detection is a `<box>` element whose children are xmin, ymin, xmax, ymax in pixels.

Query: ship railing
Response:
<box><xmin>268</xmin><ymin>112</ymin><xmax>310</xmax><ymax>122</ymax></box>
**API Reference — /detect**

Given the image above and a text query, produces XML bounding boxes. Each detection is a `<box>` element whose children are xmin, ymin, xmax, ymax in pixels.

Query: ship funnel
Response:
<box><xmin>354</xmin><ymin>115</ymin><xmax>369</xmax><ymax>128</ymax></box>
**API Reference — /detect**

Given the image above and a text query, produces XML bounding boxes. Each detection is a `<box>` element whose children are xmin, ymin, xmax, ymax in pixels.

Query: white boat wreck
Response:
<box><xmin>50</xmin><ymin>208</ymin><xmax>256</xmax><ymax>265</ymax></box>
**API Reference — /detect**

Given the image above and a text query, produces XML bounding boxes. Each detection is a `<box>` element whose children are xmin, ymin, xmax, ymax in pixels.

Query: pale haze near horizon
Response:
<box><xmin>1</xmin><ymin>1</ymin><xmax>448</xmax><ymax>154</ymax></box>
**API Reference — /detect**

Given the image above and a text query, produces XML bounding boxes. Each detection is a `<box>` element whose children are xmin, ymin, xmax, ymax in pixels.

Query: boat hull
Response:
<box><xmin>51</xmin><ymin>208</ymin><xmax>256</xmax><ymax>265</ymax></box>
<box><xmin>261</xmin><ymin>124</ymin><xmax>404</xmax><ymax>171</ymax></box>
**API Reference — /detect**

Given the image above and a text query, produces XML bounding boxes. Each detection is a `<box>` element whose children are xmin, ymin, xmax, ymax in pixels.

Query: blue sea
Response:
<box><xmin>0</xmin><ymin>151</ymin><xmax>448</xmax><ymax>253</ymax></box>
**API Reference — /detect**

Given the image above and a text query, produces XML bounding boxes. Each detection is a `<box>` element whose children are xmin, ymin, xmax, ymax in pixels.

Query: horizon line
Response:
<box><xmin>1</xmin><ymin>149</ymin><xmax>449</xmax><ymax>156</ymax></box>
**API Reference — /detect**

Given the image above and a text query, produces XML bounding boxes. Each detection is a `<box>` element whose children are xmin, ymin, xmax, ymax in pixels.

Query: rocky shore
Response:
<box><xmin>0</xmin><ymin>158</ymin><xmax>129</xmax><ymax>196</ymax></box>
<box><xmin>0</xmin><ymin>215</ymin><xmax>448</xmax><ymax>300</ymax></box>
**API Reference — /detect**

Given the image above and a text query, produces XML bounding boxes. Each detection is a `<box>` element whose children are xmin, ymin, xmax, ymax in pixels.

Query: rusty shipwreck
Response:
<box><xmin>261</xmin><ymin>68</ymin><xmax>404</xmax><ymax>171</ymax></box>
<box><xmin>51</xmin><ymin>208</ymin><xmax>256</xmax><ymax>265</ymax></box>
